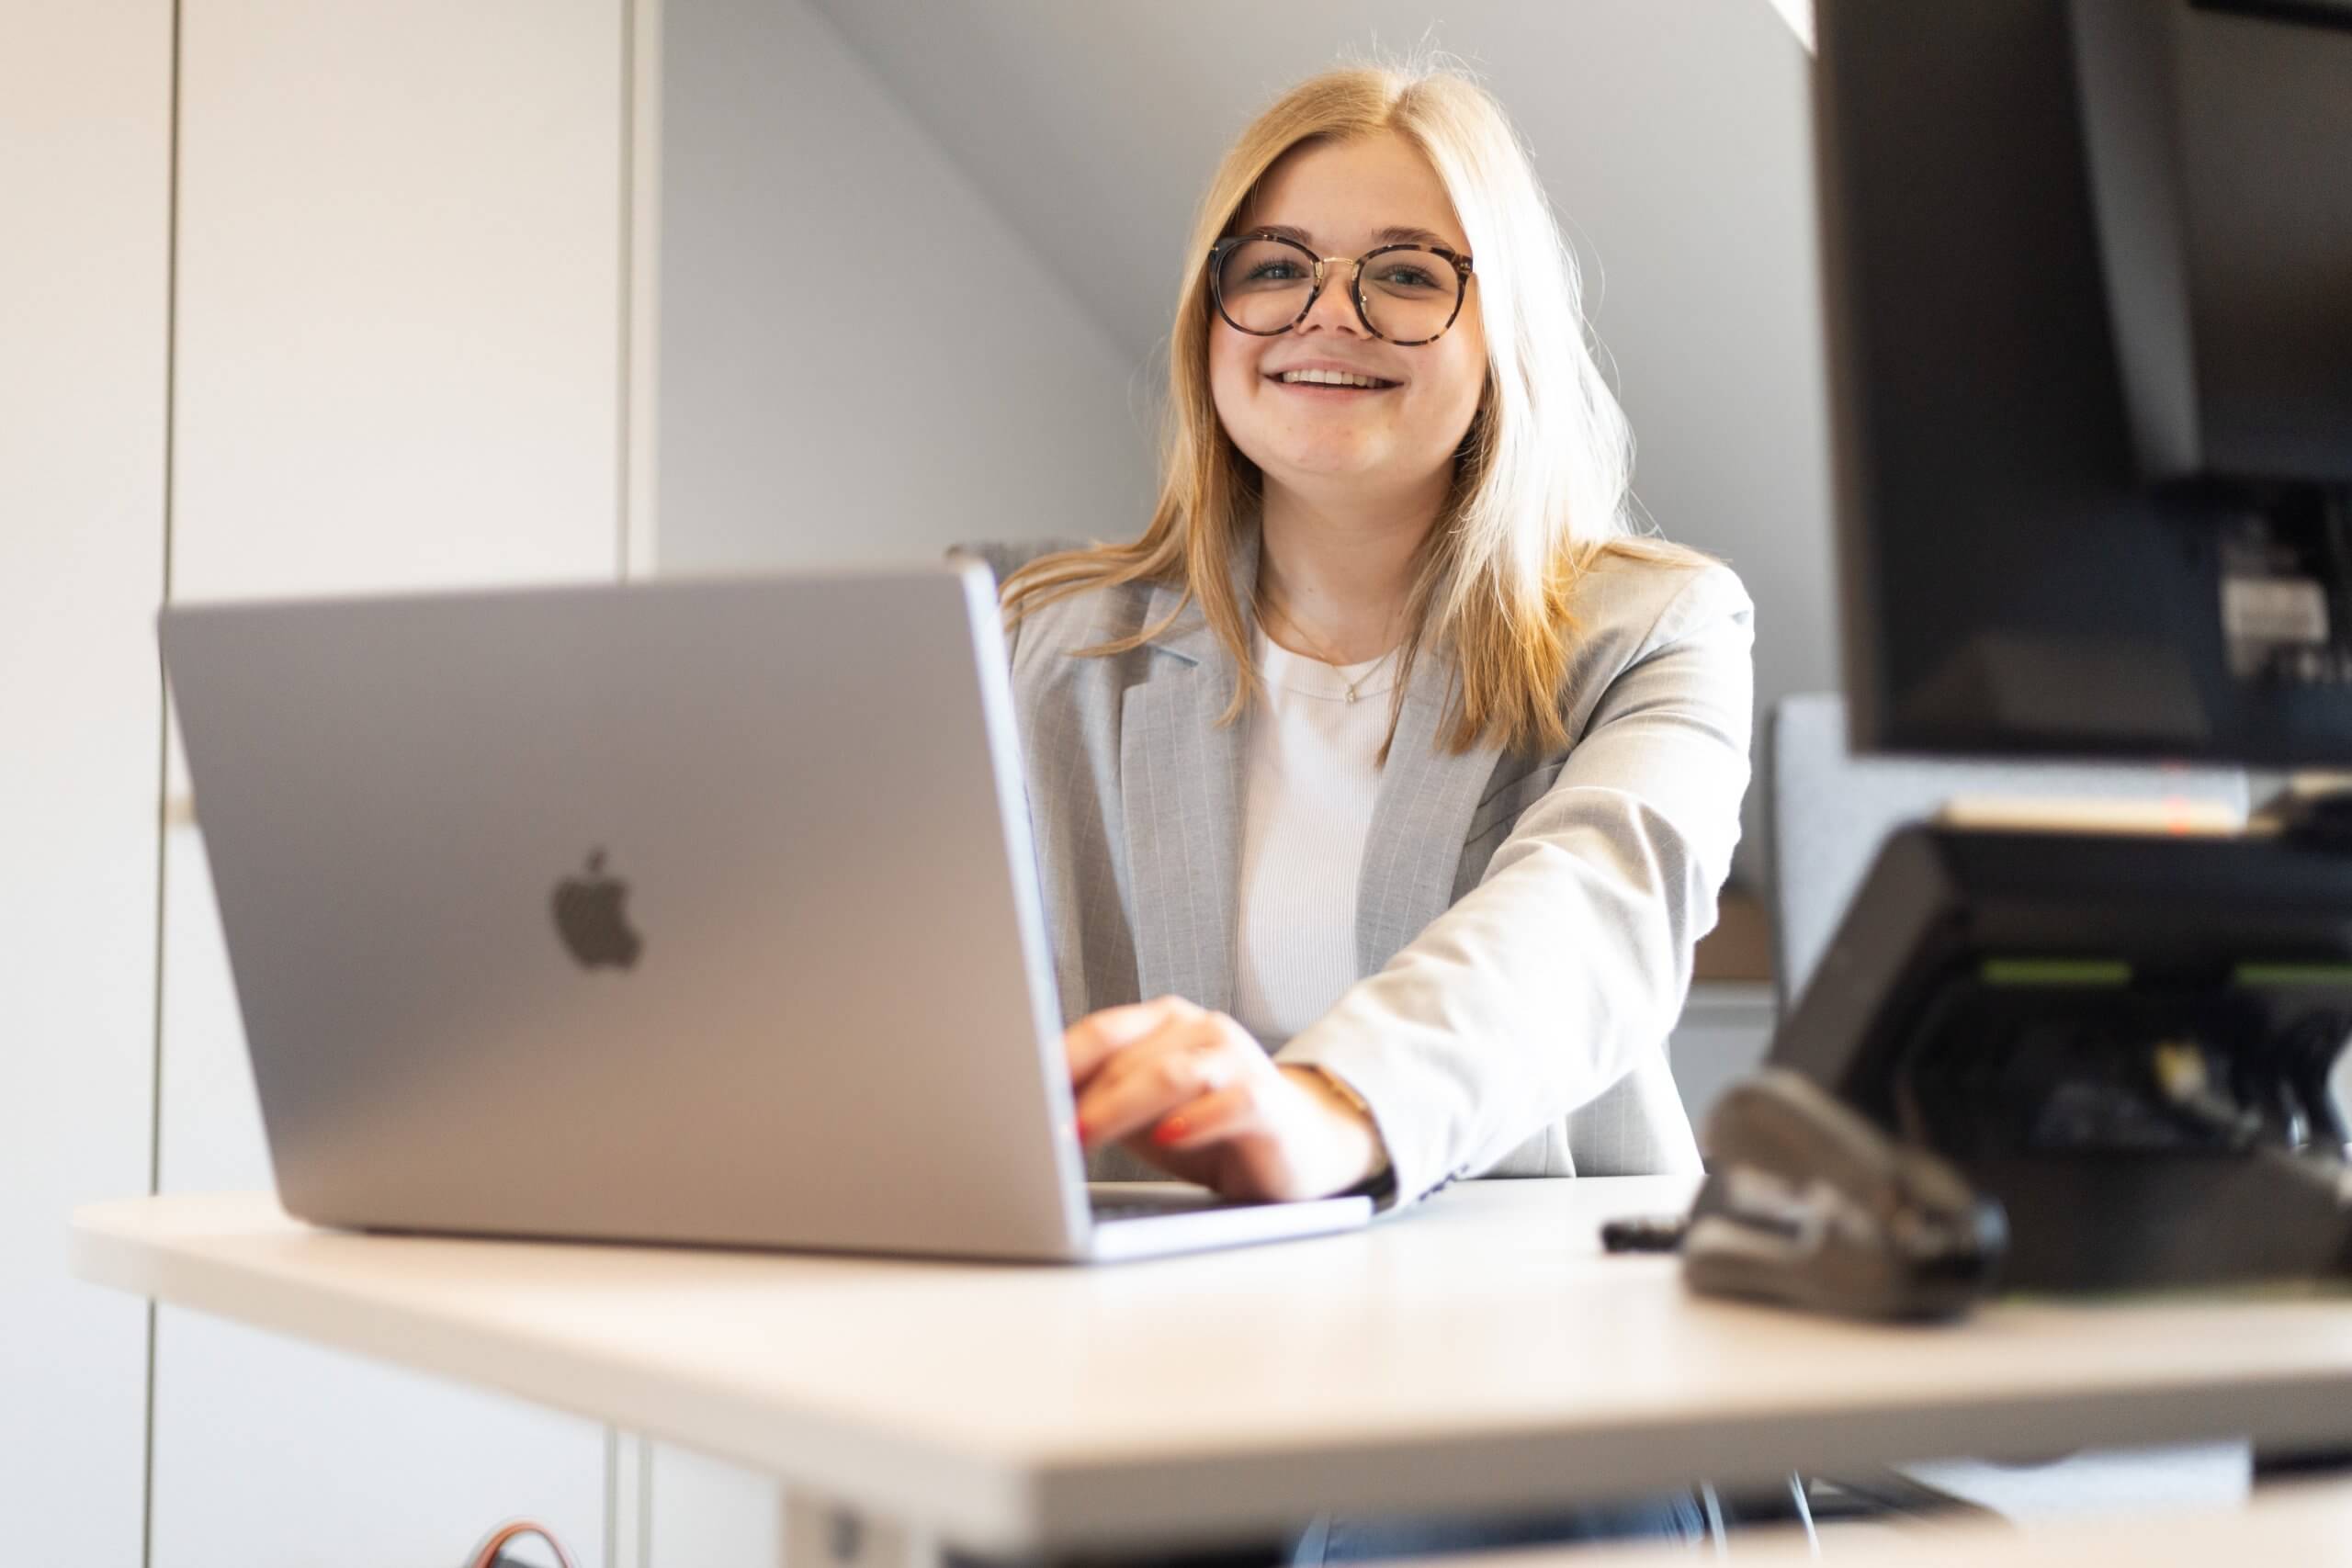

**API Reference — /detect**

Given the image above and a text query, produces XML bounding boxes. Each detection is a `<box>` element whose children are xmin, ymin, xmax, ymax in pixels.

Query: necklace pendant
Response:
<box><xmin>1344</xmin><ymin>687</ymin><xmax>1359</xmax><ymax>704</ymax></box>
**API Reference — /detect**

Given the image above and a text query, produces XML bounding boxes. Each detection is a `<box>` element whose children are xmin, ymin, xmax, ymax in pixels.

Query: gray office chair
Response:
<box><xmin>946</xmin><ymin>536</ymin><xmax>1096</xmax><ymax>586</ymax></box>
<box><xmin>1760</xmin><ymin>692</ymin><xmax>2254</xmax><ymax>1522</ymax></box>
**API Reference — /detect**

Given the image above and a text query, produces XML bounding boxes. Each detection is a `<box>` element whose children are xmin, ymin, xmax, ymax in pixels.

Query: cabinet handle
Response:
<box><xmin>465</xmin><ymin>1519</ymin><xmax>576</xmax><ymax>1568</ymax></box>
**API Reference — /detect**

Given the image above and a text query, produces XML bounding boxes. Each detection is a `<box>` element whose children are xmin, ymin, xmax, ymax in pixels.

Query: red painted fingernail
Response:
<box><xmin>1075</xmin><ymin>1118</ymin><xmax>1094</xmax><ymax>1148</ymax></box>
<box><xmin>1152</xmin><ymin>1115</ymin><xmax>1188</xmax><ymax>1145</ymax></box>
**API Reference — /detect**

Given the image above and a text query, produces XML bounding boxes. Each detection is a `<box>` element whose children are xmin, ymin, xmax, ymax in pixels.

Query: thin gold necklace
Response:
<box><xmin>1255</xmin><ymin>590</ymin><xmax>1390</xmax><ymax>705</ymax></box>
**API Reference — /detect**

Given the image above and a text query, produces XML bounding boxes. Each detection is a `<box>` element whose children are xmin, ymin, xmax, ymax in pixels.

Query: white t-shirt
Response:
<box><xmin>1230</xmin><ymin>625</ymin><xmax>1400</xmax><ymax>1049</ymax></box>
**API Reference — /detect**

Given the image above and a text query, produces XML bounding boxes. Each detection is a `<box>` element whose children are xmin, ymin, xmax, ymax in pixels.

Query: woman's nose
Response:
<box><xmin>1298</xmin><ymin>265</ymin><xmax>1367</xmax><ymax>335</ymax></box>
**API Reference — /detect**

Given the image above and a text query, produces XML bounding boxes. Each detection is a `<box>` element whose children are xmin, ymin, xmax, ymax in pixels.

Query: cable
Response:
<box><xmin>1788</xmin><ymin>1473</ymin><xmax>1820</xmax><ymax>1556</ymax></box>
<box><xmin>1699</xmin><ymin>1482</ymin><xmax>1729</xmax><ymax>1557</ymax></box>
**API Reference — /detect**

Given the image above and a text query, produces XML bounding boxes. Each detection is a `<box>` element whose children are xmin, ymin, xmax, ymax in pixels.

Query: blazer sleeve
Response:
<box><xmin>1277</xmin><ymin>563</ymin><xmax>1755</xmax><ymax>1208</ymax></box>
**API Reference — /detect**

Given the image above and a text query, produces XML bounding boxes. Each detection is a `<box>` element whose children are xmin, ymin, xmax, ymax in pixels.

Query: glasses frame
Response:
<box><xmin>1207</xmin><ymin>231</ymin><xmax>1476</xmax><ymax>346</ymax></box>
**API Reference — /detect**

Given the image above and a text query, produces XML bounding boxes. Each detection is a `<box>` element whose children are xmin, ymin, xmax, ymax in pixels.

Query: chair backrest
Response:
<box><xmin>946</xmin><ymin>537</ymin><xmax>1095</xmax><ymax>586</ymax></box>
<box><xmin>1762</xmin><ymin>694</ymin><xmax>2251</xmax><ymax>1014</ymax></box>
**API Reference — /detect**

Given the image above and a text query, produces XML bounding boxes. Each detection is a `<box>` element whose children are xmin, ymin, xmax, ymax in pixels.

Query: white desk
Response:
<box><xmin>70</xmin><ymin>1177</ymin><xmax>2352</xmax><ymax>1560</ymax></box>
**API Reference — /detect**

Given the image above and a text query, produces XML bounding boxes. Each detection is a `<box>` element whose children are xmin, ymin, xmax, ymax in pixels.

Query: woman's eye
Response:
<box><xmin>1247</xmin><ymin>262</ymin><xmax>1305</xmax><ymax>282</ymax></box>
<box><xmin>1375</xmin><ymin>265</ymin><xmax>1441</xmax><ymax>289</ymax></box>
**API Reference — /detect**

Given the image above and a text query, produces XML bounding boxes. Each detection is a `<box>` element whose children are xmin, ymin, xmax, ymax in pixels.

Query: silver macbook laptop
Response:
<box><xmin>158</xmin><ymin>561</ymin><xmax>1372</xmax><ymax>1262</ymax></box>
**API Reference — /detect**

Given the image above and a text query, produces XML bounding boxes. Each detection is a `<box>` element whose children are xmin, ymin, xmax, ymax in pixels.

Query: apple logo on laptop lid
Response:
<box><xmin>552</xmin><ymin>849</ymin><xmax>642</xmax><ymax>970</ymax></box>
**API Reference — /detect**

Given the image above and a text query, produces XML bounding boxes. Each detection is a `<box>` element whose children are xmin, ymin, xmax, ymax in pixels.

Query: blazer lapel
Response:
<box><xmin>1356</xmin><ymin>648</ymin><xmax>1506</xmax><ymax>976</ymax></box>
<box><xmin>1114</xmin><ymin>523</ymin><xmax>1498</xmax><ymax>1008</ymax></box>
<box><xmin>1120</xmin><ymin>581</ymin><xmax>1247</xmax><ymax>1014</ymax></box>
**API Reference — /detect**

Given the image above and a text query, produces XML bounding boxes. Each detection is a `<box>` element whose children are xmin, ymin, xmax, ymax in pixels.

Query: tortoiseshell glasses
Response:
<box><xmin>1207</xmin><ymin>231</ymin><xmax>1475</xmax><ymax>346</ymax></box>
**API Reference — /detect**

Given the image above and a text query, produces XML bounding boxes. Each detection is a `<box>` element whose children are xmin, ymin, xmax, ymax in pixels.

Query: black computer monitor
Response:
<box><xmin>1817</xmin><ymin>0</ymin><xmax>2352</xmax><ymax>764</ymax></box>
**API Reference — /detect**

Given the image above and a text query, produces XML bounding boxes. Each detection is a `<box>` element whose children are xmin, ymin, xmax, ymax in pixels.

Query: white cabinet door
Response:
<box><xmin>153</xmin><ymin>3</ymin><xmax>628</xmax><ymax>1563</ymax></box>
<box><xmin>0</xmin><ymin>5</ymin><xmax>173</xmax><ymax>1562</ymax></box>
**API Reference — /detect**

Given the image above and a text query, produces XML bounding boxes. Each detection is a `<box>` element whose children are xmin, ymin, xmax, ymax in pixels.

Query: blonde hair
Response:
<box><xmin>1002</xmin><ymin>58</ymin><xmax>1704</xmax><ymax>757</ymax></box>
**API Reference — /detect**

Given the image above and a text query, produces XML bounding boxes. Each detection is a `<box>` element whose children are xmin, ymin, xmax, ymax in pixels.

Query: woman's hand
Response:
<box><xmin>1064</xmin><ymin>995</ymin><xmax>1388</xmax><ymax>1201</ymax></box>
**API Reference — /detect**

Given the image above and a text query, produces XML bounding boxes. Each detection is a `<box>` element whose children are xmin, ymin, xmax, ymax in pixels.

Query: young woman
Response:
<box><xmin>999</xmin><ymin>62</ymin><xmax>1752</xmax><ymax>1224</ymax></box>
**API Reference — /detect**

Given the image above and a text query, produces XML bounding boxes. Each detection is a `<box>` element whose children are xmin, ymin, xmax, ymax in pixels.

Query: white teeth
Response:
<box><xmin>1280</xmin><ymin>368</ymin><xmax>1387</xmax><ymax>389</ymax></box>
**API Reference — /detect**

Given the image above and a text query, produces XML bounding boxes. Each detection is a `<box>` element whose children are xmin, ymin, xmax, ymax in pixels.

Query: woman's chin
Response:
<box><xmin>1257</xmin><ymin>455</ymin><xmax>1420</xmax><ymax>498</ymax></box>
<box><xmin>1253</xmin><ymin>439</ymin><xmax>1391</xmax><ymax>479</ymax></box>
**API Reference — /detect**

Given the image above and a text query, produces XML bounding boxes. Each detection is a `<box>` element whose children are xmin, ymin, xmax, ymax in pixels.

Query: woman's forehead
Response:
<box><xmin>1239</xmin><ymin>133</ymin><xmax>1467</xmax><ymax>252</ymax></box>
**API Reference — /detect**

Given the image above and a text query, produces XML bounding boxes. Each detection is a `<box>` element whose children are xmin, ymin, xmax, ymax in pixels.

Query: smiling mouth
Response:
<box><xmin>1268</xmin><ymin>371</ymin><xmax>1399</xmax><ymax>391</ymax></box>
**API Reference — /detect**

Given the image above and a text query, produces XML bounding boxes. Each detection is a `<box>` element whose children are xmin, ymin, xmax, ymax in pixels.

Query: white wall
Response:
<box><xmin>0</xmin><ymin>5</ymin><xmax>174</xmax><ymax>1561</ymax></box>
<box><xmin>652</xmin><ymin>0</ymin><xmax>1153</xmax><ymax>574</ymax></box>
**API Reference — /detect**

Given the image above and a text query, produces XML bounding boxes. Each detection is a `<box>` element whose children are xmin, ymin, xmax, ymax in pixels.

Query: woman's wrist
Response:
<box><xmin>1280</xmin><ymin>1062</ymin><xmax>1391</xmax><ymax>1190</ymax></box>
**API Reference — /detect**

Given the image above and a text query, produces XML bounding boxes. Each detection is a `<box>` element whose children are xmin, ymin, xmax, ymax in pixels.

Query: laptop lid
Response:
<box><xmin>160</xmin><ymin>562</ymin><xmax>1094</xmax><ymax>1259</ymax></box>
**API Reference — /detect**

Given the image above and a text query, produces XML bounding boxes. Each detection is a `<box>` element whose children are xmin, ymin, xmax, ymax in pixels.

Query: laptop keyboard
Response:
<box><xmin>1089</xmin><ymin>1193</ymin><xmax>1250</xmax><ymax>1223</ymax></box>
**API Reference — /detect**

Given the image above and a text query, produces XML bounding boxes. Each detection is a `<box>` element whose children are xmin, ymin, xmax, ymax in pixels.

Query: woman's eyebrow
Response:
<box><xmin>1249</xmin><ymin>222</ymin><xmax>1455</xmax><ymax>250</ymax></box>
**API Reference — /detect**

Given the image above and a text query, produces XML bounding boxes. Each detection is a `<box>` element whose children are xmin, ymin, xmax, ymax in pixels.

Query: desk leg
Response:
<box><xmin>782</xmin><ymin>1484</ymin><xmax>939</xmax><ymax>1568</ymax></box>
<box><xmin>606</xmin><ymin>1429</ymin><xmax>652</xmax><ymax>1568</ymax></box>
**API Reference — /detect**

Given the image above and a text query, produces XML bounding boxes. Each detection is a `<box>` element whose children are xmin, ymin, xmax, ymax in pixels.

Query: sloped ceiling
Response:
<box><xmin>802</xmin><ymin>0</ymin><xmax>1839</xmax><ymax>862</ymax></box>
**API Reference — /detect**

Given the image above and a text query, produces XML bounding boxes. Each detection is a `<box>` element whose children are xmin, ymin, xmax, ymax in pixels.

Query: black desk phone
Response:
<box><xmin>1681</xmin><ymin>822</ymin><xmax>2352</xmax><ymax>1315</ymax></box>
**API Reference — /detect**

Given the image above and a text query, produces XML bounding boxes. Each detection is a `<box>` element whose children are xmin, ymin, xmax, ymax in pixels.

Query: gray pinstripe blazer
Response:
<box><xmin>989</xmin><ymin>527</ymin><xmax>1754</xmax><ymax>1207</ymax></box>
